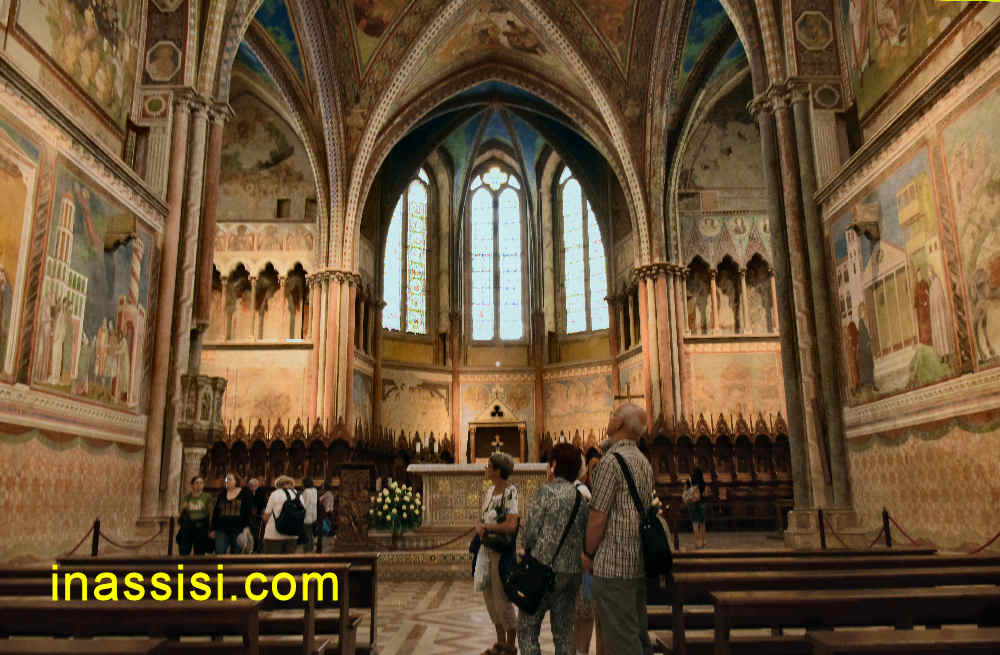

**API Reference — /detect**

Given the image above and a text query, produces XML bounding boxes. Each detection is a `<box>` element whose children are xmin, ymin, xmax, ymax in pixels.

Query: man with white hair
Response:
<box><xmin>582</xmin><ymin>403</ymin><xmax>654</xmax><ymax>655</ymax></box>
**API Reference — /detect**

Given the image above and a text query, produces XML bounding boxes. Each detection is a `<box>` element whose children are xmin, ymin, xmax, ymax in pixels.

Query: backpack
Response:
<box><xmin>275</xmin><ymin>489</ymin><xmax>306</xmax><ymax>536</ymax></box>
<box><xmin>613</xmin><ymin>453</ymin><xmax>673</xmax><ymax>580</ymax></box>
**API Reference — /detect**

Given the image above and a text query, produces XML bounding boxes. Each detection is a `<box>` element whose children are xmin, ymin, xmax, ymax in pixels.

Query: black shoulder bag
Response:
<box><xmin>502</xmin><ymin>490</ymin><xmax>581</xmax><ymax>615</ymax></box>
<box><xmin>613</xmin><ymin>453</ymin><xmax>673</xmax><ymax>579</ymax></box>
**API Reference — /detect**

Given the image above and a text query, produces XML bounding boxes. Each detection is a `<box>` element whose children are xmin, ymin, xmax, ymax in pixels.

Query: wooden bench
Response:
<box><xmin>671</xmin><ymin>553</ymin><xmax>1000</xmax><ymax>573</ymax></box>
<box><xmin>53</xmin><ymin>558</ymin><xmax>371</xmax><ymax>654</ymax></box>
<box><xmin>669</xmin><ymin>548</ymin><xmax>934</xmax><ymax>559</ymax></box>
<box><xmin>0</xmin><ymin>597</ymin><xmax>260</xmax><ymax>653</ymax></box>
<box><xmin>807</xmin><ymin>627</ymin><xmax>1000</xmax><ymax>654</ymax></box>
<box><xmin>0</xmin><ymin>638</ymin><xmax>168</xmax><ymax>654</ymax></box>
<box><xmin>712</xmin><ymin>586</ymin><xmax>1000</xmax><ymax>655</ymax></box>
<box><xmin>666</xmin><ymin>566</ymin><xmax>1000</xmax><ymax>655</ymax></box>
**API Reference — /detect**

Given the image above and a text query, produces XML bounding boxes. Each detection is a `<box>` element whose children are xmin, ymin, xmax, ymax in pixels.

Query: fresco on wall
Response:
<box><xmin>679</xmin><ymin>75</ymin><xmax>762</xmax><ymax>189</ymax></box>
<box><xmin>461</xmin><ymin>380</ymin><xmax>534</xmax><ymax>446</ymax></box>
<box><xmin>220</xmin><ymin>91</ymin><xmax>315</xmax><ymax>223</ymax></box>
<box><xmin>254</xmin><ymin>0</ymin><xmax>305</xmax><ymax>81</ymax></box>
<box><xmin>31</xmin><ymin>160</ymin><xmax>154</xmax><ymax>410</ymax></box>
<box><xmin>17</xmin><ymin>0</ymin><xmax>142</xmax><ymax>128</ymax></box>
<box><xmin>202</xmin><ymin>349</ymin><xmax>311</xmax><ymax>423</ymax></box>
<box><xmin>383</xmin><ymin>373</ymin><xmax>450</xmax><ymax>441</ymax></box>
<box><xmin>708</xmin><ymin>41</ymin><xmax>746</xmax><ymax>84</ymax></box>
<box><xmin>679</xmin><ymin>0</ymin><xmax>729</xmax><ymax>90</ymax></box>
<box><xmin>544</xmin><ymin>373</ymin><xmax>612</xmax><ymax>440</ymax></box>
<box><xmin>353</xmin><ymin>370</ymin><xmax>373</xmax><ymax>425</ymax></box>
<box><xmin>0</xmin><ymin>115</ymin><xmax>39</xmax><ymax>377</ymax></box>
<box><xmin>352</xmin><ymin>0</ymin><xmax>408</xmax><ymax>70</ymax></box>
<box><xmin>681</xmin><ymin>214</ymin><xmax>772</xmax><ymax>267</ymax></box>
<box><xmin>941</xmin><ymin>80</ymin><xmax>1000</xmax><ymax>367</ymax></box>
<box><xmin>688</xmin><ymin>350</ymin><xmax>786</xmax><ymax>418</ymax></box>
<box><xmin>842</xmin><ymin>0</ymin><xmax>966</xmax><ymax>117</ymax></box>
<box><xmin>829</xmin><ymin>147</ymin><xmax>955</xmax><ymax>405</ymax></box>
<box><xmin>576</xmin><ymin>0</ymin><xmax>633</xmax><ymax>61</ymax></box>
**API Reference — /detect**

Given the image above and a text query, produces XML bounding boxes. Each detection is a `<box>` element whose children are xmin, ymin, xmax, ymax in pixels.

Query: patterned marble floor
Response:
<box><xmin>362</xmin><ymin>579</ymin><xmax>583</xmax><ymax>655</ymax></box>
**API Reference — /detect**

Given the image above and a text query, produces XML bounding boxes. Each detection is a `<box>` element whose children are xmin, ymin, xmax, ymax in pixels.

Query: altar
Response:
<box><xmin>407</xmin><ymin>463</ymin><xmax>549</xmax><ymax>528</ymax></box>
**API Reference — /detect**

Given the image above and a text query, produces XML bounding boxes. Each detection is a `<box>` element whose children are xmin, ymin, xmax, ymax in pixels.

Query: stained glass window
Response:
<box><xmin>470</xmin><ymin>188</ymin><xmax>494</xmax><ymax>340</ymax></box>
<box><xmin>405</xmin><ymin>180</ymin><xmax>427</xmax><ymax>333</ymax></box>
<box><xmin>561</xmin><ymin>168</ymin><xmax>608</xmax><ymax>333</ymax></box>
<box><xmin>382</xmin><ymin>198</ymin><xmax>403</xmax><ymax>330</ymax></box>
<box><xmin>498</xmin><ymin>188</ymin><xmax>522</xmax><ymax>340</ymax></box>
<box><xmin>383</xmin><ymin>170</ymin><xmax>429</xmax><ymax>334</ymax></box>
<box><xmin>468</xmin><ymin>164</ymin><xmax>525</xmax><ymax>341</ymax></box>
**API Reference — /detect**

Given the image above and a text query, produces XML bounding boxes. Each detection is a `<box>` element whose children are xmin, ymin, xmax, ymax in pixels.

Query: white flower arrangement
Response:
<box><xmin>368</xmin><ymin>478</ymin><xmax>423</xmax><ymax>535</ymax></box>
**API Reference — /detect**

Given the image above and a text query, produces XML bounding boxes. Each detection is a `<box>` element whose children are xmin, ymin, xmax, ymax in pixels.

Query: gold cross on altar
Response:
<box><xmin>491</xmin><ymin>435</ymin><xmax>504</xmax><ymax>453</ymax></box>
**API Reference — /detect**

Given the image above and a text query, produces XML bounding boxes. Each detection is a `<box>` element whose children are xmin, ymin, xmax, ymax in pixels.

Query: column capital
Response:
<box><xmin>786</xmin><ymin>78</ymin><xmax>813</xmax><ymax>105</ymax></box>
<box><xmin>209</xmin><ymin>102</ymin><xmax>234</xmax><ymax>124</ymax></box>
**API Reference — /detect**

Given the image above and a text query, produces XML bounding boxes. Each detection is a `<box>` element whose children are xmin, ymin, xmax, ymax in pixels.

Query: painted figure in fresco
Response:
<box><xmin>913</xmin><ymin>268</ymin><xmax>932</xmax><ymax>347</ymax></box>
<box><xmin>858</xmin><ymin>314</ymin><xmax>875</xmax><ymax>391</ymax></box>
<box><xmin>34</xmin><ymin>295</ymin><xmax>53</xmax><ymax>382</ymax></box>
<box><xmin>0</xmin><ymin>263</ymin><xmax>11</xmax><ymax>365</ymax></box>
<box><xmin>48</xmin><ymin>296</ymin><xmax>71</xmax><ymax>384</ymax></box>
<box><xmin>846</xmin><ymin>321</ymin><xmax>860</xmax><ymax>393</ymax></box>
<box><xmin>849</xmin><ymin>0</ymin><xmax>870</xmax><ymax>74</ymax></box>
<box><xmin>353</xmin><ymin>0</ymin><xmax>393</xmax><ymax>38</ymax></box>
<box><xmin>970</xmin><ymin>264</ymin><xmax>1000</xmax><ymax>361</ymax></box>
<box><xmin>686</xmin><ymin>269</ymin><xmax>711</xmax><ymax>334</ymax></box>
<box><xmin>928</xmin><ymin>267</ymin><xmax>952</xmax><ymax>361</ymax></box>
<box><xmin>717</xmin><ymin>272</ymin><xmax>738</xmax><ymax>332</ymax></box>
<box><xmin>875</xmin><ymin>0</ymin><xmax>905</xmax><ymax>48</ymax></box>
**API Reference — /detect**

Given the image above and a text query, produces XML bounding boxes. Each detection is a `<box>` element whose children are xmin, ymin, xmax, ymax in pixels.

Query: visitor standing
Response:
<box><xmin>178</xmin><ymin>475</ymin><xmax>212</xmax><ymax>555</ymax></box>
<box><xmin>262</xmin><ymin>475</ymin><xmax>302</xmax><ymax>553</ymax></box>
<box><xmin>474</xmin><ymin>453</ymin><xmax>519</xmax><ymax>655</ymax></box>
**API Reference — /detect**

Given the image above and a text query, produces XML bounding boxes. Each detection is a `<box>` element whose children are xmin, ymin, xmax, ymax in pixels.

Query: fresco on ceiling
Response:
<box><xmin>405</xmin><ymin>2</ymin><xmax>584</xmax><ymax>109</ymax></box>
<box><xmin>679</xmin><ymin>0</ymin><xmax>729</xmax><ymax>91</ymax></box>
<box><xmin>235</xmin><ymin>42</ymin><xmax>277</xmax><ymax>89</ymax></box>
<box><xmin>220</xmin><ymin>91</ymin><xmax>315</xmax><ymax>223</ymax></box>
<box><xmin>481</xmin><ymin>110</ymin><xmax>513</xmax><ymax>147</ymax></box>
<box><xmin>0</xmin><ymin>113</ymin><xmax>39</xmax><ymax>377</ymax></box>
<box><xmin>32</xmin><ymin>160</ymin><xmax>154</xmax><ymax>410</ymax></box>
<box><xmin>679</xmin><ymin>75</ymin><xmax>762</xmax><ymax>189</ymax></box>
<box><xmin>16</xmin><ymin>0</ymin><xmax>142</xmax><ymax>129</ymax></box>
<box><xmin>509</xmin><ymin>112</ymin><xmax>545</xmax><ymax>197</ymax></box>
<box><xmin>828</xmin><ymin>147</ymin><xmax>956</xmax><ymax>406</ymax></box>
<box><xmin>575</xmin><ymin>0</ymin><xmax>634</xmax><ymax>62</ymax></box>
<box><xmin>842</xmin><ymin>0</ymin><xmax>965</xmax><ymax>117</ymax></box>
<box><xmin>352</xmin><ymin>0</ymin><xmax>409</xmax><ymax>71</ymax></box>
<box><xmin>254</xmin><ymin>0</ymin><xmax>305</xmax><ymax>82</ymax></box>
<box><xmin>941</xmin><ymin>80</ymin><xmax>1000</xmax><ymax>368</ymax></box>
<box><xmin>708</xmin><ymin>40</ymin><xmax>745</xmax><ymax>83</ymax></box>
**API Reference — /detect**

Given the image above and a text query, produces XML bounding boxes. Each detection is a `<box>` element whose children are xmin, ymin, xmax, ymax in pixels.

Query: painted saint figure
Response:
<box><xmin>928</xmin><ymin>268</ymin><xmax>953</xmax><ymax>360</ymax></box>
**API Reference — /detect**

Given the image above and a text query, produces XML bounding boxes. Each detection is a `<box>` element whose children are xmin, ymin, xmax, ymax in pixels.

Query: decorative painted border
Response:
<box><xmin>0</xmin><ymin>425</ymin><xmax>145</xmax><ymax>455</ymax></box>
<box><xmin>846</xmin><ymin>407</ymin><xmax>1000</xmax><ymax>452</ymax></box>
<box><xmin>0</xmin><ymin>384</ymin><xmax>147</xmax><ymax>446</ymax></box>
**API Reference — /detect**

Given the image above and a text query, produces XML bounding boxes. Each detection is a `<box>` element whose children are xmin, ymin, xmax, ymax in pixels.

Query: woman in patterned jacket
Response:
<box><xmin>516</xmin><ymin>443</ymin><xmax>590</xmax><ymax>655</ymax></box>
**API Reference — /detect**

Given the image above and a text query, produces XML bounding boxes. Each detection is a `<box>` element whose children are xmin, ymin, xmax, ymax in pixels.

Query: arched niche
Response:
<box><xmin>687</xmin><ymin>257</ymin><xmax>713</xmax><ymax>334</ymax></box>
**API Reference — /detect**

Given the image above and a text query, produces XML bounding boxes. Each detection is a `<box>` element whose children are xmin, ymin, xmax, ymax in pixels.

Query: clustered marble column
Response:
<box><xmin>315</xmin><ymin>270</ymin><xmax>361</xmax><ymax>427</ymax></box>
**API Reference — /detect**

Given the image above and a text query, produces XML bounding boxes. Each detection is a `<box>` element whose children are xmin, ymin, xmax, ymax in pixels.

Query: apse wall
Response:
<box><xmin>826</xmin><ymin>3</ymin><xmax>1000</xmax><ymax>550</ymax></box>
<box><xmin>0</xmin><ymin>5</ymin><xmax>166</xmax><ymax>559</ymax></box>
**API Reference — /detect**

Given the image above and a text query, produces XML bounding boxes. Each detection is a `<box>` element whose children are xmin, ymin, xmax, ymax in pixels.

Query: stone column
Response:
<box><xmin>666</xmin><ymin>271</ymin><xmax>682</xmax><ymax>418</ymax></box>
<box><xmin>740</xmin><ymin>268</ymin><xmax>750</xmax><ymax>334</ymax></box>
<box><xmin>343</xmin><ymin>276</ymin><xmax>358</xmax><ymax>426</ymax></box>
<box><xmin>749</xmin><ymin>96</ymin><xmax>811</xmax><ymax>510</ymax></box>
<box><xmin>307</xmin><ymin>274</ymin><xmax>323</xmax><ymax>421</ymax></box>
<box><xmin>710</xmin><ymin>270</ymin><xmax>719</xmax><ymax>334</ymax></box>
<box><xmin>374</xmin><ymin>303</ymin><xmax>388</xmax><ymax>433</ymax></box>
<box><xmin>769</xmin><ymin>268</ymin><xmax>779</xmax><ymax>332</ymax></box>
<box><xmin>673</xmin><ymin>268</ymin><xmax>690</xmax><ymax>416</ymax></box>
<box><xmin>180</xmin><ymin>446</ymin><xmax>207</xmax><ymax>504</ymax></box>
<box><xmin>189</xmin><ymin>104</ymin><xmax>230</xmax><ymax>375</ymax></box>
<box><xmin>323</xmin><ymin>273</ymin><xmax>342</xmax><ymax>423</ymax></box>
<box><xmin>249</xmin><ymin>276</ymin><xmax>259</xmax><ymax>341</ymax></box>
<box><xmin>162</xmin><ymin>98</ymin><xmax>210</xmax><ymax>511</ymax></box>
<box><xmin>448</xmin><ymin>310</ymin><xmax>461</xmax><ymax>458</ymax></box>
<box><xmin>532</xmin><ymin>311</ymin><xmax>545</xmax><ymax>460</ymax></box>
<box><xmin>772</xmin><ymin>89</ymin><xmax>831</xmax><ymax>508</ymax></box>
<box><xmin>641</xmin><ymin>273</ymin><xmax>661</xmax><ymax>425</ymax></box>
<box><xmin>637</xmin><ymin>276</ymin><xmax>654</xmax><ymax>424</ymax></box>
<box><xmin>606</xmin><ymin>297</ymin><xmax>622</xmax><ymax>397</ymax></box>
<box><xmin>336</xmin><ymin>273</ymin><xmax>354</xmax><ymax>423</ymax></box>
<box><xmin>654</xmin><ymin>268</ymin><xmax>675</xmax><ymax>424</ymax></box>
<box><xmin>790</xmin><ymin>82</ymin><xmax>850</xmax><ymax>507</ymax></box>
<box><xmin>316</xmin><ymin>275</ymin><xmax>329</xmax><ymax>419</ymax></box>
<box><xmin>141</xmin><ymin>93</ymin><xmax>191</xmax><ymax>517</ymax></box>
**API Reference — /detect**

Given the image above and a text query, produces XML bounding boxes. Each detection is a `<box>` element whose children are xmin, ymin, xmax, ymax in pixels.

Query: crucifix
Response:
<box><xmin>491</xmin><ymin>434</ymin><xmax>504</xmax><ymax>453</ymax></box>
<box><xmin>614</xmin><ymin>383</ymin><xmax>644</xmax><ymax>404</ymax></box>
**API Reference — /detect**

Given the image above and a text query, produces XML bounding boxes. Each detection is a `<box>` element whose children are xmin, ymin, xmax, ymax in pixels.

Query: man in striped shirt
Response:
<box><xmin>582</xmin><ymin>403</ymin><xmax>654</xmax><ymax>655</ymax></box>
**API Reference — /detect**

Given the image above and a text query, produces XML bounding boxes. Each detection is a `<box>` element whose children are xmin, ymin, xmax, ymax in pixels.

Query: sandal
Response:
<box><xmin>480</xmin><ymin>644</ymin><xmax>502</xmax><ymax>655</ymax></box>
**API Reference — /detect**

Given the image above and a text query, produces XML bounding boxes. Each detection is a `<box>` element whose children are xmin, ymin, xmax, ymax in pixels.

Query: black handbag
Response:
<box><xmin>613</xmin><ymin>453</ymin><xmax>673</xmax><ymax>579</ymax></box>
<box><xmin>502</xmin><ymin>490</ymin><xmax>581</xmax><ymax>614</ymax></box>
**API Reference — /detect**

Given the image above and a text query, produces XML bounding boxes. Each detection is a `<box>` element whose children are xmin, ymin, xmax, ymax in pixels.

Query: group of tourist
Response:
<box><xmin>475</xmin><ymin>402</ymin><xmax>677</xmax><ymax>655</ymax></box>
<box><xmin>178</xmin><ymin>473</ymin><xmax>337</xmax><ymax>555</ymax></box>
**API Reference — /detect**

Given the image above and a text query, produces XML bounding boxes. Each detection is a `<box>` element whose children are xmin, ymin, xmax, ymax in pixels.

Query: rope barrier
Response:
<box><xmin>98</xmin><ymin>522</ymin><xmax>166</xmax><ymax>551</ymax></box>
<box><xmin>882</xmin><ymin>509</ymin><xmax>1000</xmax><ymax>555</ymax></box>
<box><xmin>60</xmin><ymin>525</ymin><xmax>95</xmax><ymax>558</ymax></box>
<box><xmin>887</xmin><ymin>515</ymin><xmax>920</xmax><ymax>545</ymax></box>
<box><xmin>966</xmin><ymin>528</ymin><xmax>1000</xmax><ymax>556</ymax></box>
<box><xmin>821</xmin><ymin>513</ymin><xmax>850</xmax><ymax>549</ymax></box>
<box><xmin>867</xmin><ymin>526</ymin><xmax>885</xmax><ymax>549</ymax></box>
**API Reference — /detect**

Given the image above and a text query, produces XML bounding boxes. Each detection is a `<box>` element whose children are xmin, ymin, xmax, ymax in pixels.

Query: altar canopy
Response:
<box><xmin>467</xmin><ymin>397</ymin><xmax>527</xmax><ymax>462</ymax></box>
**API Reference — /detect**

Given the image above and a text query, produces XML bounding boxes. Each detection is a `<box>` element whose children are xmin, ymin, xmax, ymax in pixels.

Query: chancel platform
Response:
<box><xmin>407</xmin><ymin>463</ymin><xmax>548</xmax><ymax>528</ymax></box>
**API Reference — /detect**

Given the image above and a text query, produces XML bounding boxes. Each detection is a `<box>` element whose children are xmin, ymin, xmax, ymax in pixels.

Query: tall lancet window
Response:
<box><xmin>383</xmin><ymin>168</ymin><xmax>430</xmax><ymax>333</ymax></box>
<box><xmin>469</xmin><ymin>165</ymin><xmax>525</xmax><ymax>340</ymax></box>
<box><xmin>560</xmin><ymin>166</ymin><xmax>608</xmax><ymax>333</ymax></box>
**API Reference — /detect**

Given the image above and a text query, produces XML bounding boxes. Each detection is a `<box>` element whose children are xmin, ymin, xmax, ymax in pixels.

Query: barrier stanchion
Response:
<box><xmin>168</xmin><ymin>516</ymin><xmax>175</xmax><ymax>556</ymax></box>
<box><xmin>817</xmin><ymin>508</ymin><xmax>826</xmax><ymax>550</ymax></box>
<box><xmin>882</xmin><ymin>507</ymin><xmax>893</xmax><ymax>549</ymax></box>
<box><xmin>91</xmin><ymin>519</ymin><xmax>101</xmax><ymax>557</ymax></box>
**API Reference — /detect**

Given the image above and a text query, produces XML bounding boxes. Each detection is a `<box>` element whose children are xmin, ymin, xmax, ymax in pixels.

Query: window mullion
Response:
<box><xmin>400</xmin><ymin>189</ymin><xmax>408</xmax><ymax>332</ymax></box>
<box><xmin>493</xmin><ymin>191</ymin><xmax>500</xmax><ymax>341</ymax></box>
<box><xmin>581</xmin><ymin>189</ymin><xmax>592</xmax><ymax>332</ymax></box>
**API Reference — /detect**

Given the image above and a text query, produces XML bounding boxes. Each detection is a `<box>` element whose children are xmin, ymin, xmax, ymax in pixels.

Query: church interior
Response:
<box><xmin>1</xmin><ymin>0</ymin><xmax>1000</xmax><ymax>653</ymax></box>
